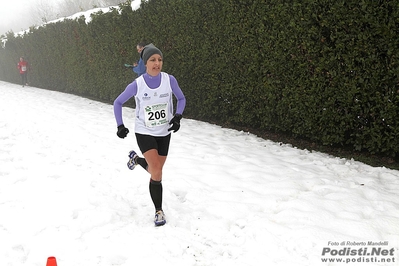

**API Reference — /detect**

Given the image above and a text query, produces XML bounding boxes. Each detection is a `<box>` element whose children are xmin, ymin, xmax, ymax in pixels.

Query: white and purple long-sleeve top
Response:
<box><xmin>114</xmin><ymin>72</ymin><xmax>186</xmax><ymax>136</ymax></box>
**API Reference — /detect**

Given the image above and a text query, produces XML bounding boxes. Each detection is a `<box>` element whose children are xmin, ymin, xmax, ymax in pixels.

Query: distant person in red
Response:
<box><xmin>17</xmin><ymin>57</ymin><xmax>29</xmax><ymax>87</ymax></box>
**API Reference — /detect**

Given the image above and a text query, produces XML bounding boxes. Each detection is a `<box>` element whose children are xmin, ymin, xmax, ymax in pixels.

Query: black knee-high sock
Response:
<box><xmin>149</xmin><ymin>179</ymin><xmax>163</xmax><ymax>211</ymax></box>
<box><xmin>136</xmin><ymin>157</ymin><xmax>148</xmax><ymax>171</ymax></box>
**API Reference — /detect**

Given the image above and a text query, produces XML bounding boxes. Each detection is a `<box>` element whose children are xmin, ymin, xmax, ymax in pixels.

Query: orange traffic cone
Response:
<box><xmin>46</xmin><ymin>256</ymin><xmax>57</xmax><ymax>266</ymax></box>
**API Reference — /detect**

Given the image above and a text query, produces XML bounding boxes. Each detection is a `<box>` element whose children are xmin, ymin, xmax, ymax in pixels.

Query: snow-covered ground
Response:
<box><xmin>0</xmin><ymin>81</ymin><xmax>398</xmax><ymax>266</ymax></box>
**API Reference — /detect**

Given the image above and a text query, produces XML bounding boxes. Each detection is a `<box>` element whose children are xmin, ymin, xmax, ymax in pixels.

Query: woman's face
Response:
<box><xmin>146</xmin><ymin>54</ymin><xmax>163</xmax><ymax>76</ymax></box>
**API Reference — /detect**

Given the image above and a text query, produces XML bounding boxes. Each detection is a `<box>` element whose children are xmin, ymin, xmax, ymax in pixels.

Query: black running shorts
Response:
<box><xmin>135</xmin><ymin>133</ymin><xmax>171</xmax><ymax>156</ymax></box>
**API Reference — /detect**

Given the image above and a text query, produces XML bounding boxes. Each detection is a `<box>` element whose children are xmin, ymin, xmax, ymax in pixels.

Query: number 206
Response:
<box><xmin>148</xmin><ymin>110</ymin><xmax>166</xmax><ymax>120</ymax></box>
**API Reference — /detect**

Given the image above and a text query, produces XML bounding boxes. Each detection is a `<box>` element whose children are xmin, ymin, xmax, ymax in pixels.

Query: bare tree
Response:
<box><xmin>32</xmin><ymin>0</ymin><xmax>58</xmax><ymax>24</ymax></box>
<box><xmin>25</xmin><ymin>0</ymin><xmax>129</xmax><ymax>31</ymax></box>
<box><xmin>56</xmin><ymin>0</ymin><xmax>109</xmax><ymax>18</ymax></box>
<box><xmin>103</xmin><ymin>0</ymin><xmax>126</xmax><ymax>6</ymax></box>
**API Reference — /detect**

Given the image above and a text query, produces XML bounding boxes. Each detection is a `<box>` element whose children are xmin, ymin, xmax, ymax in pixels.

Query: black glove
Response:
<box><xmin>168</xmin><ymin>114</ymin><xmax>182</xmax><ymax>133</ymax></box>
<box><xmin>117</xmin><ymin>124</ymin><xmax>129</xmax><ymax>138</ymax></box>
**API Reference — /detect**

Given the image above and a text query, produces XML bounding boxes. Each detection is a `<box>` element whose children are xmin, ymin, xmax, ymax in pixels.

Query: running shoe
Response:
<box><xmin>127</xmin><ymin>150</ymin><xmax>138</xmax><ymax>170</ymax></box>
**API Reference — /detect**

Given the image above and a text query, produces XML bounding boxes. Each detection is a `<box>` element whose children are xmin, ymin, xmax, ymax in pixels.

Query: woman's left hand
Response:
<box><xmin>168</xmin><ymin>114</ymin><xmax>182</xmax><ymax>133</ymax></box>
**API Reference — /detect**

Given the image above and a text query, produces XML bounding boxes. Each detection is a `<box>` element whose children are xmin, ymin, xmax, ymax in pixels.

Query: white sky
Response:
<box><xmin>0</xmin><ymin>0</ymin><xmax>28</xmax><ymax>34</ymax></box>
<box><xmin>0</xmin><ymin>0</ymin><xmax>62</xmax><ymax>35</ymax></box>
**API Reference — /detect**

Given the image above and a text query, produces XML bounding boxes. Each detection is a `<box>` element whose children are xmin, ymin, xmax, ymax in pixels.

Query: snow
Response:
<box><xmin>0</xmin><ymin>81</ymin><xmax>398</xmax><ymax>266</ymax></box>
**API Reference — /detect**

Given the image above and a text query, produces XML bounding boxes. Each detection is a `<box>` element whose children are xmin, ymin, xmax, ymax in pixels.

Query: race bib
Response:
<box><xmin>21</xmin><ymin>66</ymin><xmax>27</xmax><ymax>71</ymax></box>
<box><xmin>144</xmin><ymin>103</ymin><xmax>169</xmax><ymax>127</ymax></box>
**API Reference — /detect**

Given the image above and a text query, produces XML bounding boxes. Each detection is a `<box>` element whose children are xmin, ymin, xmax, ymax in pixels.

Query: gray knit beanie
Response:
<box><xmin>141</xmin><ymin>43</ymin><xmax>163</xmax><ymax>64</ymax></box>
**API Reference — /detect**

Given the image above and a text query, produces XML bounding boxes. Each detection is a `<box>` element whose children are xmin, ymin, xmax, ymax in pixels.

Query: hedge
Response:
<box><xmin>1</xmin><ymin>0</ymin><xmax>398</xmax><ymax>157</ymax></box>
